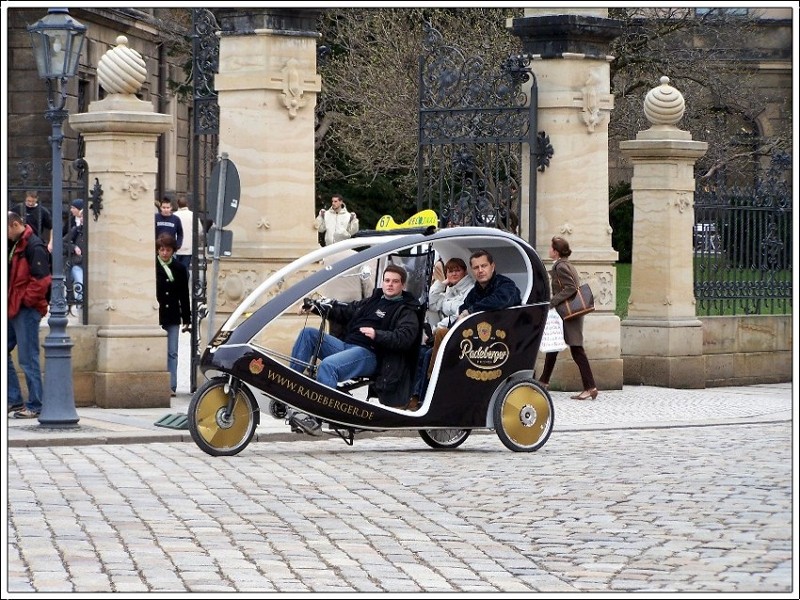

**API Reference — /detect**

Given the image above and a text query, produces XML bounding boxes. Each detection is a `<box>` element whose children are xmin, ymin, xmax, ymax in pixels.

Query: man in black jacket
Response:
<box><xmin>288</xmin><ymin>264</ymin><xmax>420</xmax><ymax>431</ymax></box>
<box><xmin>458</xmin><ymin>249</ymin><xmax>522</xmax><ymax>318</ymax></box>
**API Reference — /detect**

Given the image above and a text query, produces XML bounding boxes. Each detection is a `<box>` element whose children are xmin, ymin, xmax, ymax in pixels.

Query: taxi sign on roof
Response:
<box><xmin>376</xmin><ymin>209</ymin><xmax>438</xmax><ymax>231</ymax></box>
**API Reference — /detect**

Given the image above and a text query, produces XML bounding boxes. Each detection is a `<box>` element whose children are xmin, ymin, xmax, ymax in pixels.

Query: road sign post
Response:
<box><xmin>205</xmin><ymin>153</ymin><xmax>240</xmax><ymax>343</ymax></box>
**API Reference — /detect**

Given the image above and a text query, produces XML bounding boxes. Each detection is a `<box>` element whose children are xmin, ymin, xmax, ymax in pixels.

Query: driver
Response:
<box><xmin>288</xmin><ymin>264</ymin><xmax>421</xmax><ymax>433</ymax></box>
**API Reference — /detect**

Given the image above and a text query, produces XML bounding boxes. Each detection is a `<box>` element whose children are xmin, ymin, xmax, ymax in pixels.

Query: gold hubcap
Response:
<box><xmin>194</xmin><ymin>385</ymin><xmax>252</xmax><ymax>449</ymax></box>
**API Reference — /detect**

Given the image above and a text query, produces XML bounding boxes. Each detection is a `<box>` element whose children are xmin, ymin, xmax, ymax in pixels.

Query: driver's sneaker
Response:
<box><xmin>288</xmin><ymin>412</ymin><xmax>322</xmax><ymax>436</ymax></box>
<box><xmin>12</xmin><ymin>408</ymin><xmax>40</xmax><ymax>419</ymax></box>
<box><xmin>8</xmin><ymin>404</ymin><xmax>23</xmax><ymax>415</ymax></box>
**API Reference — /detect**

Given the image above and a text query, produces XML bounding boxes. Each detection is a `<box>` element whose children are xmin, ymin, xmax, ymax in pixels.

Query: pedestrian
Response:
<box><xmin>173</xmin><ymin>195</ymin><xmax>198</xmax><ymax>271</ymax></box>
<box><xmin>67</xmin><ymin>196</ymin><xmax>84</xmax><ymax>229</ymax></box>
<box><xmin>287</xmin><ymin>264</ymin><xmax>420</xmax><ymax>433</ymax></box>
<box><xmin>63</xmin><ymin>199</ymin><xmax>85</xmax><ymax>309</ymax></box>
<box><xmin>7</xmin><ymin>211</ymin><xmax>52</xmax><ymax>419</ymax></box>
<box><xmin>154</xmin><ymin>197</ymin><xmax>184</xmax><ymax>250</ymax></box>
<box><xmin>155</xmin><ymin>233</ymin><xmax>191</xmax><ymax>397</ymax></box>
<box><xmin>537</xmin><ymin>235</ymin><xmax>598</xmax><ymax>400</ymax></box>
<box><xmin>408</xmin><ymin>257</ymin><xmax>473</xmax><ymax>409</ymax></box>
<box><xmin>315</xmin><ymin>194</ymin><xmax>359</xmax><ymax>246</ymax></box>
<box><xmin>13</xmin><ymin>190</ymin><xmax>53</xmax><ymax>254</ymax></box>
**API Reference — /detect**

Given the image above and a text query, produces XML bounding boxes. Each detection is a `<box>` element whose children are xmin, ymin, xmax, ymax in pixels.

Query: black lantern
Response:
<box><xmin>27</xmin><ymin>8</ymin><xmax>87</xmax><ymax>426</ymax></box>
<box><xmin>28</xmin><ymin>8</ymin><xmax>87</xmax><ymax>80</ymax></box>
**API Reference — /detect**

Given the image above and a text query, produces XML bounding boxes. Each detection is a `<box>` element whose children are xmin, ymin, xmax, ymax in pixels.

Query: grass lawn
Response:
<box><xmin>615</xmin><ymin>262</ymin><xmax>631</xmax><ymax>318</ymax></box>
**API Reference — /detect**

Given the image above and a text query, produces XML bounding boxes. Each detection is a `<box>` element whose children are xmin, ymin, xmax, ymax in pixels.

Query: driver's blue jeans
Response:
<box><xmin>290</xmin><ymin>327</ymin><xmax>377</xmax><ymax>388</ymax></box>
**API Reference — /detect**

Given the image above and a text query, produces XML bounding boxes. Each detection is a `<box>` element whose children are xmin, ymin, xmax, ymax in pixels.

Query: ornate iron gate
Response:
<box><xmin>417</xmin><ymin>23</ymin><xmax>550</xmax><ymax>245</ymax></box>
<box><xmin>190</xmin><ymin>8</ymin><xmax>220</xmax><ymax>391</ymax></box>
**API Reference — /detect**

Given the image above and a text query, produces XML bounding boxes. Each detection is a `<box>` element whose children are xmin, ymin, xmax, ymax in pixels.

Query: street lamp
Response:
<box><xmin>28</xmin><ymin>8</ymin><xmax>87</xmax><ymax>425</ymax></box>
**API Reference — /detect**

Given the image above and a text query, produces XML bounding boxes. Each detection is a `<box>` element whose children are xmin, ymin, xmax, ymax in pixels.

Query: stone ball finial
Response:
<box><xmin>643</xmin><ymin>76</ymin><xmax>686</xmax><ymax>126</ymax></box>
<box><xmin>97</xmin><ymin>35</ymin><xmax>147</xmax><ymax>95</ymax></box>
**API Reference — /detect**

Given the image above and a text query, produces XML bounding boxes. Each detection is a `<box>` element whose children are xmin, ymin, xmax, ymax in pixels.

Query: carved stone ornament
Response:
<box><xmin>644</xmin><ymin>76</ymin><xmax>686</xmax><ymax>126</ymax></box>
<box><xmin>673</xmin><ymin>191</ymin><xmax>691</xmax><ymax>213</ymax></box>
<box><xmin>218</xmin><ymin>270</ymin><xmax>258</xmax><ymax>306</ymax></box>
<box><xmin>581</xmin><ymin>68</ymin><xmax>605</xmax><ymax>133</ymax></box>
<box><xmin>120</xmin><ymin>173</ymin><xmax>148</xmax><ymax>200</ymax></box>
<box><xmin>280</xmin><ymin>58</ymin><xmax>307</xmax><ymax>119</ymax></box>
<box><xmin>97</xmin><ymin>35</ymin><xmax>147</xmax><ymax>95</ymax></box>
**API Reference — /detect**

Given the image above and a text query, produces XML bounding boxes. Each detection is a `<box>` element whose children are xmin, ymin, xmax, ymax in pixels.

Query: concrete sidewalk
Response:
<box><xmin>6</xmin><ymin>382</ymin><xmax>793</xmax><ymax>448</ymax></box>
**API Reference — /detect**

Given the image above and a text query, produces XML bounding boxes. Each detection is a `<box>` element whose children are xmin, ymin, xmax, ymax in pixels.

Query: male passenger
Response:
<box><xmin>457</xmin><ymin>248</ymin><xmax>522</xmax><ymax>319</ymax></box>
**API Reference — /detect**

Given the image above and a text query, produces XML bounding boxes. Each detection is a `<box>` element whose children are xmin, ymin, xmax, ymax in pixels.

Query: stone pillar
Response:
<box><xmin>70</xmin><ymin>36</ymin><xmax>172</xmax><ymax>407</ymax></box>
<box><xmin>209</xmin><ymin>9</ymin><xmax>322</xmax><ymax>335</ymax></box>
<box><xmin>510</xmin><ymin>8</ymin><xmax>623</xmax><ymax>391</ymax></box>
<box><xmin>619</xmin><ymin>77</ymin><xmax>708</xmax><ymax>388</ymax></box>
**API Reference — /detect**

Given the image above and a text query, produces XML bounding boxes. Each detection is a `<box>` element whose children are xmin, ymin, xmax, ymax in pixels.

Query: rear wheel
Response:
<box><xmin>188</xmin><ymin>377</ymin><xmax>259</xmax><ymax>456</ymax></box>
<box><xmin>493</xmin><ymin>378</ymin><xmax>553</xmax><ymax>452</ymax></box>
<box><xmin>418</xmin><ymin>428</ymin><xmax>471</xmax><ymax>449</ymax></box>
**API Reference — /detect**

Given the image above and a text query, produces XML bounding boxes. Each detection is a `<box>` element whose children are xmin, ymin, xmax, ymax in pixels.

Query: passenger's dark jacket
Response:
<box><xmin>155</xmin><ymin>258</ymin><xmax>191</xmax><ymax>329</ymax></box>
<box><xmin>459</xmin><ymin>272</ymin><xmax>522</xmax><ymax>314</ymax></box>
<box><xmin>328</xmin><ymin>289</ymin><xmax>421</xmax><ymax>407</ymax></box>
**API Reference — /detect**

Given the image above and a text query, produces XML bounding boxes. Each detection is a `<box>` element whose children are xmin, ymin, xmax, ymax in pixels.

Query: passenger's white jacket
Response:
<box><xmin>315</xmin><ymin>204</ymin><xmax>359</xmax><ymax>246</ymax></box>
<box><xmin>427</xmin><ymin>274</ymin><xmax>474</xmax><ymax>329</ymax></box>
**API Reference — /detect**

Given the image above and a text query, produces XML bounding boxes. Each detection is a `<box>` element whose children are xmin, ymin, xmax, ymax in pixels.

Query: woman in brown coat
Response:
<box><xmin>538</xmin><ymin>236</ymin><xmax>598</xmax><ymax>400</ymax></box>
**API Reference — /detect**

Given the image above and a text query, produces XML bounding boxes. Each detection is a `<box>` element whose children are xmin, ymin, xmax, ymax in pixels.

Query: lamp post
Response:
<box><xmin>28</xmin><ymin>8</ymin><xmax>87</xmax><ymax>425</ymax></box>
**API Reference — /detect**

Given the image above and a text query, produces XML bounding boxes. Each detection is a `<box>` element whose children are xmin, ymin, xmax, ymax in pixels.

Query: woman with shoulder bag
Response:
<box><xmin>538</xmin><ymin>236</ymin><xmax>598</xmax><ymax>400</ymax></box>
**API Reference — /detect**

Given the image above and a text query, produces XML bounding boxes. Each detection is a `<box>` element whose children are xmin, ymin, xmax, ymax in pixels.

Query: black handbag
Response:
<box><xmin>556</xmin><ymin>282</ymin><xmax>595</xmax><ymax>321</ymax></box>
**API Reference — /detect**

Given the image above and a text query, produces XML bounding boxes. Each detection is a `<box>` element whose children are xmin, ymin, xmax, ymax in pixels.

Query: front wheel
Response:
<box><xmin>418</xmin><ymin>428</ymin><xmax>471</xmax><ymax>449</ymax></box>
<box><xmin>188</xmin><ymin>377</ymin><xmax>259</xmax><ymax>456</ymax></box>
<box><xmin>493</xmin><ymin>378</ymin><xmax>553</xmax><ymax>452</ymax></box>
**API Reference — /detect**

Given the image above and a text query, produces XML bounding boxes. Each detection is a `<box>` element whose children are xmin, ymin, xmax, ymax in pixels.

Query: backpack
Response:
<box><xmin>23</xmin><ymin>235</ymin><xmax>52</xmax><ymax>303</ymax></box>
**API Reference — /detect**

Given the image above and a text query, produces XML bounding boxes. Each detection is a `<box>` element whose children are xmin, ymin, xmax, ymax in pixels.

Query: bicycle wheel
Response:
<box><xmin>493</xmin><ymin>378</ymin><xmax>553</xmax><ymax>452</ymax></box>
<box><xmin>418</xmin><ymin>428</ymin><xmax>471</xmax><ymax>449</ymax></box>
<box><xmin>188</xmin><ymin>377</ymin><xmax>259</xmax><ymax>456</ymax></box>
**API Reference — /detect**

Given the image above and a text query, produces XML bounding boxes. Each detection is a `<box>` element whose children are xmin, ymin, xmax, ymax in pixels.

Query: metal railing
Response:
<box><xmin>694</xmin><ymin>153</ymin><xmax>792</xmax><ymax>315</ymax></box>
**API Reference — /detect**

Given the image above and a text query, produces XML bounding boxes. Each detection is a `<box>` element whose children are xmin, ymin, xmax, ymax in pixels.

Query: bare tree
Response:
<box><xmin>156</xmin><ymin>8</ymin><xmax>790</xmax><ymax>216</ymax></box>
<box><xmin>608</xmin><ymin>7</ymin><xmax>792</xmax><ymax>185</ymax></box>
<box><xmin>315</xmin><ymin>8</ymin><xmax>520</xmax><ymax>209</ymax></box>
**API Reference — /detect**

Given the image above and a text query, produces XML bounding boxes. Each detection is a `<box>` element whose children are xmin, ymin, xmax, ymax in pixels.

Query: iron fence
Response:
<box><xmin>7</xmin><ymin>157</ymin><xmax>92</xmax><ymax>322</ymax></box>
<box><xmin>694</xmin><ymin>152</ymin><xmax>792</xmax><ymax>315</ymax></box>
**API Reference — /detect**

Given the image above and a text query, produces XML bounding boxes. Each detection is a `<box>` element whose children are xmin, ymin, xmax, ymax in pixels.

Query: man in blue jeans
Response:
<box><xmin>288</xmin><ymin>264</ymin><xmax>420</xmax><ymax>433</ymax></box>
<box><xmin>7</xmin><ymin>212</ymin><xmax>52</xmax><ymax>418</ymax></box>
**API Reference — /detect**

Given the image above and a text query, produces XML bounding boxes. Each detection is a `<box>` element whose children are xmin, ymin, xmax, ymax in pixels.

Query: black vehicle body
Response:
<box><xmin>191</xmin><ymin>226</ymin><xmax>554</xmax><ymax>454</ymax></box>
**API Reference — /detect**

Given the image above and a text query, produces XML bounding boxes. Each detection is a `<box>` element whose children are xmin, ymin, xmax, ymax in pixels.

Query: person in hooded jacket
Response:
<box><xmin>315</xmin><ymin>194</ymin><xmax>359</xmax><ymax>246</ymax></box>
<box><xmin>7</xmin><ymin>211</ymin><xmax>52</xmax><ymax>418</ymax></box>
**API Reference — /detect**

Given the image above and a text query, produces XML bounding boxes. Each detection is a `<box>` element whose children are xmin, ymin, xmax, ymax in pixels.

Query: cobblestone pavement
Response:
<box><xmin>6</xmin><ymin>416</ymin><xmax>794</xmax><ymax>594</ymax></box>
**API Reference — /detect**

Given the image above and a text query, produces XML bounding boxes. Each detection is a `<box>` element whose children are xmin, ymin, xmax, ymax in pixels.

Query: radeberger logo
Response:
<box><xmin>459</xmin><ymin>323</ymin><xmax>509</xmax><ymax>381</ymax></box>
<box><xmin>249</xmin><ymin>358</ymin><xmax>265</xmax><ymax>375</ymax></box>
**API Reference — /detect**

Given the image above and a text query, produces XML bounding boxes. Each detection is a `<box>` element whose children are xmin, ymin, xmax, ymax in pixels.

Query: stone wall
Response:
<box><xmin>700</xmin><ymin>315</ymin><xmax>793</xmax><ymax>387</ymax></box>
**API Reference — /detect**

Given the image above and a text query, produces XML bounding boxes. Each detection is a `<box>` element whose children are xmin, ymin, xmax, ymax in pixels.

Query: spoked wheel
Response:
<box><xmin>493</xmin><ymin>378</ymin><xmax>554</xmax><ymax>452</ymax></box>
<box><xmin>188</xmin><ymin>377</ymin><xmax>259</xmax><ymax>456</ymax></box>
<box><xmin>418</xmin><ymin>428</ymin><xmax>471</xmax><ymax>449</ymax></box>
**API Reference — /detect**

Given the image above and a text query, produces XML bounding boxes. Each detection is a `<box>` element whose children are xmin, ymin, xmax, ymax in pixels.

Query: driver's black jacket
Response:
<box><xmin>328</xmin><ymin>289</ymin><xmax>421</xmax><ymax>407</ymax></box>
